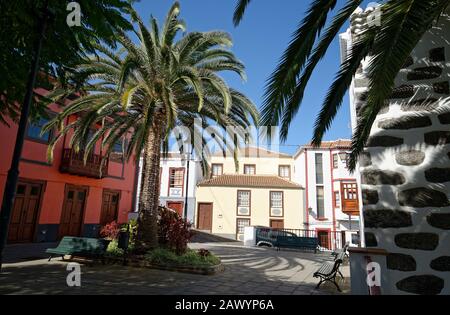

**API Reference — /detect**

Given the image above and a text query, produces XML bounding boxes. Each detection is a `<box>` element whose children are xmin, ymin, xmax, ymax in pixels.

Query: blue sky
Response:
<box><xmin>133</xmin><ymin>0</ymin><xmax>373</xmax><ymax>155</ymax></box>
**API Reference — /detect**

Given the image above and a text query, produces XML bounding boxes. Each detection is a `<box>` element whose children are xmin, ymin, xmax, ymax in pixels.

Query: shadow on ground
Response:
<box><xmin>0</xmin><ymin>242</ymin><xmax>350</xmax><ymax>295</ymax></box>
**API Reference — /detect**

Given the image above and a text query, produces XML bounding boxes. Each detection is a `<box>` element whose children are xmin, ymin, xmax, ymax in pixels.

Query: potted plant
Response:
<box><xmin>99</xmin><ymin>221</ymin><xmax>120</xmax><ymax>249</ymax></box>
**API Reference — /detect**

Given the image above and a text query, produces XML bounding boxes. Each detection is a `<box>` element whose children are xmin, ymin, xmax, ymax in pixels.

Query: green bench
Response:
<box><xmin>46</xmin><ymin>237</ymin><xmax>107</xmax><ymax>262</ymax></box>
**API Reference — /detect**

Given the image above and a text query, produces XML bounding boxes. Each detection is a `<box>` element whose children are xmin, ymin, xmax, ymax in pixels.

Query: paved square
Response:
<box><xmin>0</xmin><ymin>242</ymin><xmax>349</xmax><ymax>295</ymax></box>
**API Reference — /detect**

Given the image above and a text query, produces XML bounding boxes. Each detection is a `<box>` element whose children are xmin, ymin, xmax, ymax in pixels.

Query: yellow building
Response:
<box><xmin>195</xmin><ymin>147</ymin><xmax>305</xmax><ymax>240</ymax></box>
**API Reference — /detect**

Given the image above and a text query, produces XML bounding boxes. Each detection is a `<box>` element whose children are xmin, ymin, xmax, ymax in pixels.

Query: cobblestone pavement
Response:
<box><xmin>0</xmin><ymin>242</ymin><xmax>350</xmax><ymax>295</ymax></box>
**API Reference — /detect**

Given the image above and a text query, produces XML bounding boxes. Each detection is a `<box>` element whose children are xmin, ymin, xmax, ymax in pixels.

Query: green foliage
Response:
<box><xmin>145</xmin><ymin>248</ymin><xmax>221</xmax><ymax>267</ymax></box>
<box><xmin>0</xmin><ymin>0</ymin><xmax>133</xmax><ymax>124</ymax></box>
<box><xmin>234</xmin><ymin>0</ymin><xmax>450</xmax><ymax>171</ymax></box>
<box><xmin>44</xmin><ymin>1</ymin><xmax>259</xmax><ymax>176</ymax></box>
<box><xmin>106</xmin><ymin>240</ymin><xmax>124</xmax><ymax>257</ymax></box>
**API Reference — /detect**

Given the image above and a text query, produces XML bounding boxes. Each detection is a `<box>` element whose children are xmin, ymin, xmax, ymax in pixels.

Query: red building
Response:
<box><xmin>0</xmin><ymin>87</ymin><xmax>138</xmax><ymax>243</ymax></box>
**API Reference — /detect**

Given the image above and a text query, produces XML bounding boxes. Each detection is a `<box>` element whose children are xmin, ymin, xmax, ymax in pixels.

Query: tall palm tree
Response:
<box><xmin>234</xmin><ymin>0</ymin><xmax>449</xmax><ymax>170</ymax></box>
<box><xmin>44</xmin><ymin>2</ymin><xmax>258</xmax><ymax>252</ymax></box>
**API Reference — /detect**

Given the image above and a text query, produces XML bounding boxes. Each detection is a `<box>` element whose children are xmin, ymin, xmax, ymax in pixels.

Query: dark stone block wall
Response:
<box><xmin>358</xmin><ymin>41</ymin><xmax>450</xmax><ymax>294</ymax></box>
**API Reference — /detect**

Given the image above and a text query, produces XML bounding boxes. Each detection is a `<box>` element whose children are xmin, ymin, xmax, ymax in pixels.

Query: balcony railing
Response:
<box><xmin>60</xmin><ymin>148</ymin><xmax>108</xmax><ymax>179</ymax></box>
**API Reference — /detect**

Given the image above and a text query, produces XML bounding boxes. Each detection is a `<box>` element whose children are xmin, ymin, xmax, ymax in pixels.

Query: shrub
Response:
<box><xmin>197</xmin><ymin>249</ymin><xmax>211</xmax><ymax>258</ymax></box>
<box><xmin>145</xmin><ymin>248</ymin><xmax>220</xmax><ymax>267</ymax></box>
<box><xmin>158</xmin><ymin>206</ymin><xmax>194</xmax><ymax>255</ymax></box>
<box><xmin>100</xmin><ymin>221</ymin><xmax>120</xmax><ymax>240</ymax></box>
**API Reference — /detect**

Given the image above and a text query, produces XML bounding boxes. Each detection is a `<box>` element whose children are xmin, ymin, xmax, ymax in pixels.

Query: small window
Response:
<box><xmin>169</xmin><ymin>168</ymin><xmax>184</xmax><ymax>188</ymax></box>
<box><xmin>112</xmin><ymin>140</ymin><xmax>123</xmax><ymax>153</ymax></box>
<box><xmin>16</xmin><ymin>185</ymin><xmax>26</xmax><ymax>195</ymax></box>
<box><xmin>333</xmin><ymin>154</ymin><xmax>339</xmax><ymax>169</ymax></box>
<box><xmin>270</xmin><ymin>191</ymin><xmax>283</xmax><ymax>209</ymax></box>
<box><xmin>211</xmin><ymin>164</ymin><xmax>223</xmax><ymax>178</ymax></box>
<box><xmin>334</xmin><ymin>191</ymin><xmax>340</xmax><ymax>208</ymax></box>
<box><xmin>27</xmin><ymin>117</ymin><xmax>51</xmax><ymax>142</ymax></box>
<box><xmin>237</xmin><ymin>190</ymin><xmax>250</xmax><ymax>207</ymax></box>
<box><xmin>243</xmin><ymin>164</ymin><xmax>256</xmax><ymax>175</ymax></box>
<box><xmin>78</xmin><ymin>191</ymin><xmax>86</xmax><ymax>200</ymax></box>
<box><xmin>315</xmin><ymin>153</ymin><xmax>324</xmax><ymax>184</ymax></box>
<box><xmin>316</xmin><ymin>186</ymin><xmax>325</xmax><ymax>218</ymax></box>
<box><xmin>30</xmin><ymin>186</ymin><xmax>39</xmax><ymax>196</ymax></box>
<box><xmin>67</xmin><ymin>191</ymin><xmax>74</xmax><ymax>200</ymax></box>
<box><xmin>236</xmin><ymin>218</ymin><xmax>250</xmax><ymax>235</ymax></box>
<box><xmin>278</xmin><ymin>165</ymin><xmax>291</xmax><ymax>179</ymax></box>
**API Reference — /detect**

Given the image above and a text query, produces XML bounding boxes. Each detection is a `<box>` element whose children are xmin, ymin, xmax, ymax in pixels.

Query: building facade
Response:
<box><xmin>294</xmin><ymin>140</ymin><xmax>361</xmax><ymax>248</ymax></box>
<box><xmin>341</xmin><ymin>4</ymin><xmax>450</xmax><ymax>295</ymax></box>
<box><xmin>135</xmin><ymin>153</ymin><xmax>203</xmax><ymax>223</ymax></box>
<box><xmin>0</xmin><ymin>87</ymin><xmax>138</xmax><ymax>243</ymax></box>
<box><xmin>195</xmin><ymin>147</ymin><xmax>305</xmax><ymax>240</ymax></box>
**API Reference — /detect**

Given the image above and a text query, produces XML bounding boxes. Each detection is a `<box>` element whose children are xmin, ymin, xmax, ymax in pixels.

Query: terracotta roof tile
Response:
<box><xmin>198</xmin><ymin>174</ymin><xmax>303</xmax><ymax>189</ymax></box>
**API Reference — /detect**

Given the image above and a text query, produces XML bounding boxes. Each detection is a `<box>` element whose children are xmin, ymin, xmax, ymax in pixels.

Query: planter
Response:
<box><xmin>103</xmin><ymin>255</ymin><xmax>224</xmax><ymax>275</ymax></box>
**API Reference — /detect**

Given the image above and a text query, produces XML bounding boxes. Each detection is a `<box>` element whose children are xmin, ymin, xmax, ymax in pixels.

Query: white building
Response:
<box><xmin>294</xmin><ymin>140</ymin><xmax>361</xmax><ymax>248</ymax></box>
<box><xmin>135</xmin><ymin>153</ymin><xmax>204</xmax><ymax>223</ymax></box>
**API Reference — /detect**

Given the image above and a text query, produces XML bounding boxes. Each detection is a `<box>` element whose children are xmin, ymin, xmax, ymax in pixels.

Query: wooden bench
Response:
<box><xmin>313</xmin><ymin>252</ymin><xmax>346</xmax><ymax>292</ymax></box>
<box><xmin>276</xmin><ymin>235</ymin><xmax>319</xmax><ymax>253</ymax></box>
<box><xmin>332</xmin><ymin>243</ymin><xmax>349</xmax><ymax>258</ymax></box>
<box><xmin>46</xmin><ymin>237</ymin><xmax>107</xmax><ymax>262</ymax></box>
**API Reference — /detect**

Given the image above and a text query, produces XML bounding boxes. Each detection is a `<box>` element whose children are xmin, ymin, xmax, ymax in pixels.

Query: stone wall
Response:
<box><xmin>356</xmin><ymin>10</ymin><xmax>450</xmax><ymax>295</ymax></box>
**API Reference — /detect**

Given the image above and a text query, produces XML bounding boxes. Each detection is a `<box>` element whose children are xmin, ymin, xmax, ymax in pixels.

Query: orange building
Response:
<box><xmin>0</xmin><ymin>87</ymin><xmax>138</xmax><ymax>243</ymax></box>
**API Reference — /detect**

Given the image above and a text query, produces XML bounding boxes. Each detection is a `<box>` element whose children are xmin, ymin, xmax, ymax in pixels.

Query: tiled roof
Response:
<box><xmin>212</xmin><ymin>146</ymin><xmax>292</xmax><ymax>159</ymax></box>
<box><xmin>301</xmin><ymin>139</ymin><xmax>352</xmax><ymax>149</ymax></box>
<box><xmin>198</xmin><ymin>174</ymin><xmax>303</xmax><ymax>189</ymax></box>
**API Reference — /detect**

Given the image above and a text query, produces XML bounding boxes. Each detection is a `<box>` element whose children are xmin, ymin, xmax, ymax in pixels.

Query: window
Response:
<box><xmin>343</xmin><ymin>153</ymin><xmax>350</xmax><ymax>169</ymax></box>
<box><xmin>270</xmin><ymin>191</ymin><xmax>283</xmax><ymax>208</ymax></box>
<box><xmin>169</xmin><ymin>168</ymin><xmax>184</xmax><ymax>196</ymax></box>
<box><xmin>270</xmin><ymin>191</ymin><xmax>284</xmax><ymax>217</ymax></box>
<box><xmin>27</xmin><ymin>117</ymin><xmax>51</xmax><ymax>143</ymax></box>
<box><xmin>315</xmin><ymin>153</ymin><xmax>323</xmax><ymax>184</ymax></box>
<box><xmin>237</xmin><ymin>190</ymin><xmax>251</xmax><ymax>207</ymax></box>
<box><xmin>333</xmin><ymin>154</ymin><xmax>339</xmax><ymax>169</ymax></box>
<box><xmin>236</xmin><ymin>218</ymin><xmax>250</xmax><ymax>235</ymax></box>
<box><xmin>211</xmin><ymin>164</ymin><xmax>223</xmax><ymax>178</ymax></box>
<box><xmin>334</xmin><ymin>191</ymin><xmax>341</xmax><ymax>208</ymax></box>
<box><xmin>316</xmin><ymin>186</ymin><xmax>325</xmax><ymax>218</ymax></box>
<box><xmin>244</xmin><ymin>164</ymin><xmax>256</xmax><ymax>175</ymax></box>
<box><xmin>278</xmin><ymin>165</ymin><xmax>291</xmax><ymax>179</ymax></box>
<box><xmin>112</xmin><ymin>139</ymin><xmax>123</xmax><ymax>153</ymax></box>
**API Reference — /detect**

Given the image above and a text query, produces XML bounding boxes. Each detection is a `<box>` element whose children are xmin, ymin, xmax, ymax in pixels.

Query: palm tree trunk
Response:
<box><xmin>135</xmin><ymin>118</ymin><xmax>165</xmax><ymax>253</ymax></box>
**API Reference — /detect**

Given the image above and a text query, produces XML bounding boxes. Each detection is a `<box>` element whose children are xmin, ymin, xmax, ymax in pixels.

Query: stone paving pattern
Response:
<box><xmin>0</xmin><ymin>242</ymin><xmax>349</xmax><ymax>295</ymax></box>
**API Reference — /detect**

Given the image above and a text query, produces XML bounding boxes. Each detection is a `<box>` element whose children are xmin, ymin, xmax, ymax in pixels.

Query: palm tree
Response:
<box><xmin>234</xmin><ymin>0</ymin><xmax>449</xmax><ymax>170</ymax></box>
<box><xmin>44</xmin><ymin>2</ymin><xmax>258</xmax><ymax>252</ymax></box>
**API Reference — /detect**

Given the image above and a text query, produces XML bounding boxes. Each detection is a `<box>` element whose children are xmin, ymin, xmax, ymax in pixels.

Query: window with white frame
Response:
<box><xmin>278</xmin><ymin>165</ymin><xmax>291</xmax><ymax>179</ymax></box>
<box><xmin>270</xmin><ymin>191</ymin><xmax>283</xmax><ymax>217</ymax></box>
<box><xmin>244</xmin><ymin>164</ymin><xmax>256</xmax><ymax>175</ymax></box>
<box><xmin>237</xmin><ymin>190</ymin><xmax>251</xmax><ymax>216</ymax></box>
<box><xmin>334</xmin><ymin>191</ymin><xmax>341</xmax><ymax>208</ymax></box>
<box><xmin>316</xmin><ymin>186</ymin><xmax>325</xmax><ymax>218</ymax></box>
<box><xmin>236</xmin><ymin>218</ymin><xmax>250</xmax><ymax>239</ymax></box>
<box><xmin>211</xmin><ymin>164</ymin><xmax>223</xmax><ymax>178</ymax></box>
<box><xmin>169</xmin><ymin>168</ymin><xmax>184</xmax><ymax>197</ymax></box>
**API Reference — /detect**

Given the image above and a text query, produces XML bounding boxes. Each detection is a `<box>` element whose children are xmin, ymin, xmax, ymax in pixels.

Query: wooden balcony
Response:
<box><xmin>341</xmin><ymin>182</ymin><xmax>360</xmax><ymax>216</ymax></box>
<box><xmin>60</xmin><ymin>148</ymin><xmax>108</xmax><ymax>179</ymax></box>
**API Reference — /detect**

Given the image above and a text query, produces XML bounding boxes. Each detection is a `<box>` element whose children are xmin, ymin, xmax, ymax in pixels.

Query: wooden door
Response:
<box><xmin>167</xmin><ymin>201</ymin><xmax>184</xmax><ymax>217</ymax></box>
<box><xmin>197</xmin><ymin>203</ymin><xmax>212</xmax><ymax>231</ymax></box>
<box><xmin>100</xmin><ymin>190</ymin><xmax>120</xmax><ymax>226</ymax></box>
<box><xmin>270</xmin><ymin>219</ymin><xmax>284</xmax><ymax>229</ymax></box>
<box><xmin>59</xmin><ymin>185</ymin><xmax>88</xmax><ymax>238</ymax></box>
<box><xmin>8</xmin><ymin>181</ymin><xmax>43</xmax><ymax>243</ymax></box>
<box><xmin>317</xmin><ymin>230</ymin><xmax>331</xmax><ymax>249</ymax></box>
